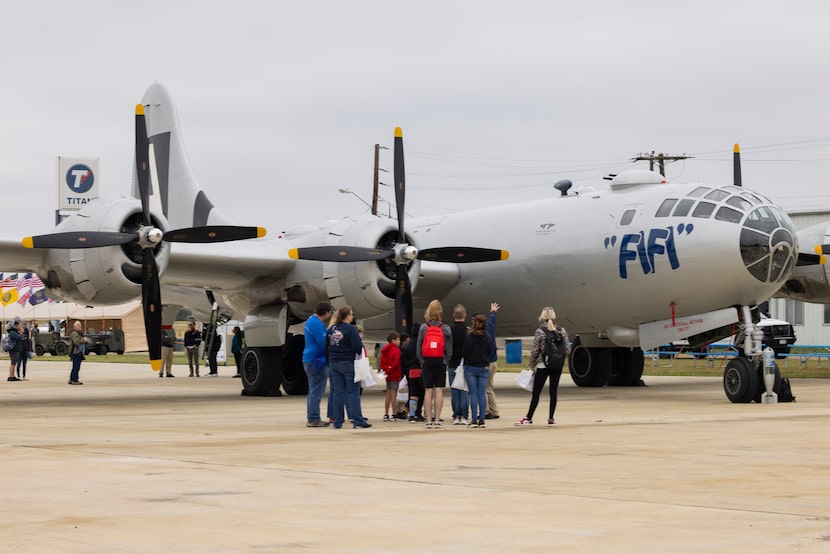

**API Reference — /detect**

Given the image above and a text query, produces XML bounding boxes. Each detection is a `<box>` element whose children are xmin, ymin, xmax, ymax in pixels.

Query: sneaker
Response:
<box><xmin>460</xmin><ymin>417</ymin><xmax>469</xmax><ymax>426</ymax></box>
<box><xmin>425</xmin><ymin>420</ymin><xmax>434</xmax><ymax>429</ymax></box>
<box><xmin>433</xmin><ymin>421</ymin><xmax>443</xmax><ymax>429</ymax></box>
<box><xmin>415</xmin><ymin>415</ymin><xmax>426</xmax><ymax>422</ymax></box>
<box><xmin>485</xmin><ymin>413</ymin><xmax>500</xmax><ymax>420</ymax></box>
<box><xmin>166</xmin><ymin>374</ymin><xmax>175</xmax><ymax>378</ymax></box>
<box><xmin>158</xmin><ymin>374</ymin><xmax>163</xmax><ymax>378</ymax></box>
<box><xmin>68</xmin><ymin>380</ymin><xmax>83</xmax><ymax>385</ymax></box>
<box><xmin>515</xmin><ymin>417</ymin><xmax>533</xmax><ymax>426</ymax></box>
<box><xmin>354</xmin><ymin>423</ymin><xmax>372</xmax><ymax>429</ymax></box>
<box><xmin>7</xmin><ymin>376</ymin><xmax>20</xmax><ymax>382</ymax></box>
<box><xmin>383</xmin><ymin>415</ymin><xmax>390</xmax><ymax>422</ymax></box>
<box><xmin>409</xmin><ymin>416</ymin><xmax>416</xmax><ymax>423</ymax></box>
<box><xmin>205</xmin><ymin>373</ymin><xmax>218</xmax><ymax>378</ymax></box>
<box><xmin>478</xmin><ymin>420</ymin><xmax>486</xmax><ymax>428</ymax></box>
<box><xmin>547</xmin><ymin>418</ymin><xmax>556</xmax><ymax>426</ymax></box>
<box><xmin>452</xmin><ymin>416</ymin><xmax>460</xmax><ymax>425</ymax></box>
<box><xmin>468</xmin><ymin>420</ymin><xmax>478</xmax><ymax>428</ymax></box>
<box><xmin>306</xmin><ymin>420</ymin><xmax>329</xmax><ymax>428</ymax></box>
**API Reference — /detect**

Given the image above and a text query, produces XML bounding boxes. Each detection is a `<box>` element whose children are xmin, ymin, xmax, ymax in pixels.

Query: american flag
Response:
<box><xmin>0</xmin><ymin>273</ymin><xmax>18</xmax><ymax>287</ymax></box>
<box><xmin>16</xmin><ymin>273</ymin><xmax>44</xmax><ymax>290</ymax></box>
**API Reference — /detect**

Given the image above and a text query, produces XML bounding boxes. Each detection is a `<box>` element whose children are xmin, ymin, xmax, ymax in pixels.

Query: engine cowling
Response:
<box><xmin>41</xmin><ymin>196</ymin><xmax>170</xmax><ymax>305</ymax></box>
<box><xmin>776</xmin><ymin>222</ymin><xmax>830</xmax><ymax>303</ymax></box>
<box><xmin>283</xmin><ymin>217</ymin><xmax>420</xmax><ymax>320</ymax></box>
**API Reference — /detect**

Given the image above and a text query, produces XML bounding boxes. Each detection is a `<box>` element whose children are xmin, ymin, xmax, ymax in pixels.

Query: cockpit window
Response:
<box><xmin>726</xmin><ymin>195</ymin><xmax>752</xmax><ymax>211</ymax></box>
<box><xmin>692</xmin><ymin>201</ymin><xmax>716</xmax><ymax>218</ymax></box>
<box><xmin>741</xmin><ymin>192</ymin><xmax>764</xmax><ymax>205</ymax></box>
<box><xmin>655</xmin><ymin>199</ymin><xmax>677</xmax><ymax>218</ymax></box>
<box><xmin>620</xmin><ymin>209</ymin><xmax>636</xmax><ymax>225</ymax></box>
<box><xmin>672</xmin><ymin>199</ymin><xmax>695</xmax><ymax>217</ymax></box>
<box><xmin>704</xmin><ymin>189</ymin><xmax>730</xmax><ymax>202</ymax></box>
<box><xmin>714</xmin><ymin>206</ymin><xmax>743</xmax><ymax>224</ymax></box>
<box><xmin>744</xmin><ymin>206</ymin><xmax>780</xmax><ymax>234</ymax></box>
<box><xmin>688</xmin><ymin>186</ymin><xmax>711</xmax><ymax>198</ymax></box>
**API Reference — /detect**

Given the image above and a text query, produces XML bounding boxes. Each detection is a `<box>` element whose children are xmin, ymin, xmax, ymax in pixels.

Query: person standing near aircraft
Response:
<box><xmin>379</xmin><ymin>331</ymin><xmax>402</xmax><ymax>421</ymax></box>
<box><xmin>402</xmin><ymin>325</ymin><xmax>425</xmax><ymax>422</ymax></box>
<box><xmin>516</xmin><ymin>307</ymin><xmax>570</xmax><ymax>426</ymax></box>
<box><xmin>485</xmin><ymin>302</ymin><xmax>501</xmax><ymax>420</ymax></box>
<box><xmin>15</xmin><ymin>322</ymin><xmax>31</xmax><ymax>381</ymax></box>
<box><xmin>231</xmin><ymin>326</ymin><xmax>243</xmax><ymax>378</ymax></box>
<box><xmin>160</xmin><ymin>326</ymin><xmax>176</xmax><ymax>378</ymax></box>
<box><xmin>325</xmin><ymin>306</ymin><xmax>370</xmax><ymax>429</ymax></box>
<box><xmin>302</xmin><ymin>301</ymin><xmax>332</xmax><ymax>427</ymax></box>
<box><xmin>416</xmin><ymin>299</ymin><xmax>452</xmax><ymax>429</ymax></box>
<box><xmin>6</xmin><ymin>318</ymin><xmax>24</xmax><ymax>382</ymax></box>
<box><xmin>68</xmin><ymin>320</ymin><xmax>89</xmax><ymax>385</ymax></box>
<box><xmin>204</xmin><ymin>323</ymin><xmax>221</xmax><ymax>377</ymax></box>
<box><xmin>448</xmin><ymin>304</ymin><xmax>469</xmax><ymax>425</ymax></box>
<box><xmin>462</xmin><ymin>313</ymin><xmax>494</xmax><ymax>428</ymax></box>
<box><xmin>184</xmin><ymin>321</ymin><xmax>201</xmax><ymax>377</ymax></box>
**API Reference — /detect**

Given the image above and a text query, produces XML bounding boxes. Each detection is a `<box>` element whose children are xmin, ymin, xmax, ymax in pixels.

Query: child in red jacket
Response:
<box><xmin>379</xmin><ymin>331</ymin><xmax>402</xmax><ymax>421</ymax></box>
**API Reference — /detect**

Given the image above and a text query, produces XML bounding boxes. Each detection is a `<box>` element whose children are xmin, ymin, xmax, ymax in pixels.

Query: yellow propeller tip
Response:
<box><xmin>815</xmin><ymin>245</ymin><xmax>823</xmax><ymax>255</ymax></box>
<box><xmin>150</xmin><ymin>359</ymin><xmax>162</xmax><ymax>371</ymax></box>
<box><xmin>394</xmin><ymin>127</ymin><xmax>402</xmax><ymax>138</ymax></box>
<box><xmin>288</xmin><ymin>248</ymin><xmax>299</xmax><ymax>260</ymax></box>
<box><xmin>257</xmin><ymin>227</ymin><xmax>267</xmax><ymax>238</ymax></box>
<box><xmin>136</xmin><ymin>103</ymin><xmax>145</xmax><ymax>115</ymax></box>
<box><xmin>733</xmin><ymin>143</ymin><xmax>740</xmax><ymax>153</ymax></box>
<box><xmin>500</xmin><ymin>250</ymin><xmax>510</xmax><ymax>261</ymax></box>
<box><xmin>821</xmin><ymin>255</ymin><xmax>827</xmax><ymax>265</ymax></box>
<box><xmin>21</xmin><ymin>237</ymin><xmax>34</xmax><ymax>249</ymax></box>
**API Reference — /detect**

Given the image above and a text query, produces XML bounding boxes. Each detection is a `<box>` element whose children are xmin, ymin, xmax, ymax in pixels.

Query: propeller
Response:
<box><xmin>22</xmin><ymin>104</ymin><xmax>266</xmax><ymax>370</ymax></box>
<box><xmin>733</xmin><ymin>143</ymin><xmax>742</xmax><ymax>187</ymax></box>
<box><xmin>289</xmin><ymin>126</ymin><xmax>509</xmax><ymax>333</ymax></box>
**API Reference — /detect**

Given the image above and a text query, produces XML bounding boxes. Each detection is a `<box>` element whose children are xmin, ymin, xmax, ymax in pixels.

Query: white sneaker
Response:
<box><xmin>452</xmin><ymin>416</ymin><xmax>461</xmax><ymax>425</ymax></box>
<box><xmin>460</xmin><ymin>417</ymin><xmax>469</xmax><ymax>426</ymax></box>
<box><xmin>515</xmin><ymin>417</ymin><xmax>533</xmax><ymax>426</ymax></box>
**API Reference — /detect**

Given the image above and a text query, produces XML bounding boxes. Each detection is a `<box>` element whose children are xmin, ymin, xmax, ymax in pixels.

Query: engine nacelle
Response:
<box><xmin>776</xmin><ymin>221</ymin><xmax>830</xmax><ymax>303</ymax></box>
<box><xmin>41</xmin><ymin>196</ymin><xmax>170</xmax><ymax>305</ymax></box>
<box><xmin>284</xmin><ymin>217</ymin><xmax>420</xmax><ymax>320</ymax></box>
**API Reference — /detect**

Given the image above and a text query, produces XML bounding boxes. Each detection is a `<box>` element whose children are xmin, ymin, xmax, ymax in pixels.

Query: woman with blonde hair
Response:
<box><xmin>415</xmin><ymin>299</ymin><xmax>452</xmax><ymax>428</ymax></box>
<box><xmin>515</xmin><ymin>307</ymin><xmax>570</xmax><ymax>426</ymax></box>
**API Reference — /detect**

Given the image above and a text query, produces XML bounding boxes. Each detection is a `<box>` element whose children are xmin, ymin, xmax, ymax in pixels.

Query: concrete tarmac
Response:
<box><xmin>1</xmin><ymin>360</ymin><xmax>829</xmax><ymax>553</ymax></box>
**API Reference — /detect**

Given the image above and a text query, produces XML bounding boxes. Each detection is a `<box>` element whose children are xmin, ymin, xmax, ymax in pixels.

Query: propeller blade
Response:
<box><xmin>288</xmin><ymin>246</ymin><xmax>394</xmax><ymax>262</ymax></box>
<box><xmin>135</xmin><ymin>104</ymin><xmax>152</xmax><ymax>225</ymax></box>
<box><xmin>797</xmin><ymin>253</ymin><xmax>825</xmax><ymax>266</ymax></box>
<box><xmin>816</xmin><ymin>245</ymin><xmax>830</xmax><ymax>256</ymax></box>
<box><xmin>733</xmin><ymin>143</ymin><xmax>742</xmax><ymax>187</ymax></box>
<box><xmin>393</xmin><ymin>127</ymin><xmax>406</xmax><ymax>243</ymax></box>
<box><xmin>418</xmin><ymin>247</ymin><xmax>510</xmax><ymax>263</ymax></box>
<box><xmin>22</xmin><ymin>231</ymin><xmax>136</xmax><ymax>249</ymax></box>
<box><xmin>142</xmin><ymin>249</ymin><xmax>162</xmax><ymax>371</ymax></box>
<box><xmin>163</xmin><ymin>225</ymin><xmax>266</xmax><ymax>243</ymax></box>
<box><xmin>393</xmin><ymin>265</ymin><xmax>413</xmax><ymax>335</ymax></box>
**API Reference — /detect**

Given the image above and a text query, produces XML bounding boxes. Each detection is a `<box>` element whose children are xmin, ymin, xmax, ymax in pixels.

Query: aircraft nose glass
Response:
<box><xmin>740</xmin><ymin>207</ymin><xmax>795</xmax><ymax>283</ymax></box>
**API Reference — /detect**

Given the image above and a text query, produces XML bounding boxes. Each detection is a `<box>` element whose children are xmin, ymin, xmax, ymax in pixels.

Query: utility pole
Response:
<box><xmin>372</xmin><ymin>144</ymin><xmax>388</xmax><ymax>216</ymax></box>
<box><xmin>631</xmin><ymin>151</ymin><xmax>692</xmax><ymax>176</ymax></box>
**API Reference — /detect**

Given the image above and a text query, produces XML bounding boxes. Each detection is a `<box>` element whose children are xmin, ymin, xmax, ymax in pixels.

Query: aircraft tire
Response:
<box><xmin>281</xmin><ymin>334</ymin><xmax>308</xmax><ymax>396</ymax></box>
<box><xmin>723</xmin><ymin>357</ymin><xmax>759</xmax><ymax>403</ymax></box>
<box><xmin>242</xmin><ymin>347</ymin><xmax>281</xmax><ymax>396</ymax></box>
<box><xmin>98</xmin><ymin>345</ymin><xmax>108</xmax><ymax>356</ymax></box>
<box><xmin>607</xmin><ymin>347</ymin><xmax>645</xmax><ymax>386</ymax></box>
<box><xmin>35</xmin><ymin>344</ymin><xmax>44</xmax><ymax>357</ymax></box>
<box><xmin>568</xmin><ymin>339</ymin><xmax>612</xmax><ymax>387</ymax></box>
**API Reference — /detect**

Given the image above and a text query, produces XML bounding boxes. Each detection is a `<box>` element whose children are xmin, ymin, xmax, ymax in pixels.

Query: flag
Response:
<box><xmin>1</xmin><ymin>288</ymin><xmax>19</xmax><ymax>306</ymax></box>
<box><xmin>0</xmin><ymin>273</ymin><xmax>17</xmax><ymax>287</ymax></box>
<box><xmin>17</xmin><ymin>273</ymin><xmax>43</xmax><ymax>290</ymax></box>
<box><xmin>16</xmin><ymin>273</ymin><xmax>34</xmax><ymax>305</ymax></box>
<box><xmin>28</xmin><ymin>289</ymin><xmax>49</xmax><ymax>306</ymax></box>
<box><xmin>17</xmin><ymin>289</ymin><xmax>31</xmax><ymax>305</ymax></box>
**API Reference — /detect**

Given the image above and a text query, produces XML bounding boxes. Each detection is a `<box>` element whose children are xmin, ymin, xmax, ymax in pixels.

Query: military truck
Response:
<box><xmin>84</xmin><ymin>330</ymin><xmax>126</xmax><ymax>355</ymax></box>
<box><xmin>32</xmin><ymin>329</ymin><xmax>70</xmax><ymax>356</ymax></box>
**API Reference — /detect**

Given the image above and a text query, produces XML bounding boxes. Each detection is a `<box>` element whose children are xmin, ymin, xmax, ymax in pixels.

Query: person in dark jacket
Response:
<box><xmin>400</xmin><ymin>329</ymin><xmax>425</xmax><ymax>422</ymax></box>
<box><xmin>325</xmin><ymin>306</ymin><xmax>370</xmax><ymax>429</ymax></box>
<box><xmin>15</xmin><ymin>322</ymin><xmax>31</xmax><ymax>380</ymax></box>
<box><xmin>447</xmin><ymin>304</ymin><xmax>469</xmax><ymax>425</ymax></box>
<box><xmin>68</xmin><ymin>320</ymin><xmax>89</xmax><ymax>385</ymax></box>
<box><xmin>462</xmin><ymin>313</ymin><xmax>494</xmax><ymax>428</ymax></box>
<box><xmin>231</xmin><ymin>326</ymin><xmax>244</xmax><ymax>378</ymax></box>
<box><xmin>7</xmin><ymin>318</ymin><xmax>24</xmax><ymax>382</ymax></box>
<box><xmin>204</xmin><ymin>323</ymin><xmax>221</xmax><ymax>377</ymax></box>
<box><xmin>183</xmin><ymin>322</ymin><xmax>201</xmax><ymax>377</ymax></box>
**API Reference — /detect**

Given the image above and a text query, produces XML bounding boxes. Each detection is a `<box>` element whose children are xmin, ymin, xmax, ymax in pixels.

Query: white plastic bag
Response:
<box><xmin>515</xmin><ymin>369</ymin><xmax>534</xmax><ymax>391</ymax></box>
<box><xmin>451</xmin><ymin>366</ymin><xmax>468</xmax><ymax>391</ymax></box>
<box><xmin>398</xmin><ymin>376</ymin><xmax>408</xmax><ymax>395</ymax></box>
<box><xmin>354</xmin><ymin>353</ymin><xmax>373</xmax><ymax>384</ymax></box>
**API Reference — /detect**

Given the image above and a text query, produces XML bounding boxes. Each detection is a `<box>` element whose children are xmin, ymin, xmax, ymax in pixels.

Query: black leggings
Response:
<box><xmin>527</xmin><ymin>366</ymin><xmax>563</xmax><ymax>421</ymax></box>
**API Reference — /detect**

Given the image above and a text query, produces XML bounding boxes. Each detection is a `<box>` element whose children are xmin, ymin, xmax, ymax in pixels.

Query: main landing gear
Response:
<box><xmin>723</xmin><ymin>306</ymin><xmax>781</xmax><ymax>403</ymax></box>
<box><xmin>568</xmin><ymin>336</ymin><xmax>645</xmax><ymax>387</ymax></box>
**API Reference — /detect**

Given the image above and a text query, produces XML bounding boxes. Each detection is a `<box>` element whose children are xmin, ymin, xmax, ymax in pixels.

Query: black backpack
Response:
<box><xmin>777</xmin><ymin>377</ymin><xmax>796</xmax><ymax>402</ymax></box>
<box><xmin>543</xmin><ymin>327</ymin><xmax>567</xmax><ymax>368</ymax></box>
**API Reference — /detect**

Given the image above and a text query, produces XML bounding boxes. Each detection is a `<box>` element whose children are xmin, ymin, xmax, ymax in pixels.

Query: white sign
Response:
<box><xmin>57</xmin><ymin>157</ymin><xmax>100</xmax><ymax>211</ymax></box>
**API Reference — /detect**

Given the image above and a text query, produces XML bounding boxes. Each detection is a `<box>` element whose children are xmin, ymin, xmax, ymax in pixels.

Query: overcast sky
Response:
<box><xmin>3</xmin><ymin>1</ymin><xmax>830</xmax><ymax>237</ymax></box>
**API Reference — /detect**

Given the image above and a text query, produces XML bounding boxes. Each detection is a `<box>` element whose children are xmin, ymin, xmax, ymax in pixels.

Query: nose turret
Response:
<box><xmin>739</xmin><ymin>206</ymin><xmax>796</xmax><ymax>284</ymax></box>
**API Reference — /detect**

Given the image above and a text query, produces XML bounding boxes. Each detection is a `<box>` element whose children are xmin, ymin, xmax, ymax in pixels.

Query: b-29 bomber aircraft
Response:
<box><xmin>4</xmin><ymin>83</ymin><xmax>830</xmax><ymax>403</ymax></box>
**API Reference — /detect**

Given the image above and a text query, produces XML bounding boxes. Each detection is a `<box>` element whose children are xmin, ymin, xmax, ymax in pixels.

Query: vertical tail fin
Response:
<box><xmin>136</xmin><ymin>83</ymin><xmax>232</xmax><ymax>228</ymax></box>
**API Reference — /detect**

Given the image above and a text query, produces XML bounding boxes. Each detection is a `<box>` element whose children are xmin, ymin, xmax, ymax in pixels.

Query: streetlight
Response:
<box><xmin>338</xmin><ymin>188</ymin><xmax>373</xmax><ymax>210</ymax></box>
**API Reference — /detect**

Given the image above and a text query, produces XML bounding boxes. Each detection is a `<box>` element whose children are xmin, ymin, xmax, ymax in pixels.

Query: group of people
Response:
<box><xmin>6</xmin><ymin>317</ymin><xmax>31</xmax><ymax>382</ymax></box>
<box><xmin>301</xmin><ymin>298</ymin><xmax>570</xmax><ymax>430</ymax></box>
<box><xmin>158</xmin><ymin>321</ymin><xmax>229</xmax><ymax>379</ymax></box>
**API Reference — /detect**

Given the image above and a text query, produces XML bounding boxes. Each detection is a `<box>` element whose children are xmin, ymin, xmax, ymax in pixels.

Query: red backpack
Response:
<box><xmin>421</xmin><ymin>323</ymin><xmax>445</xmax><ymax>358</ymax></box>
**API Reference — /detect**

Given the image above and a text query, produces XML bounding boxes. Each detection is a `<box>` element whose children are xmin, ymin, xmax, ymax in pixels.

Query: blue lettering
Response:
<box><xmin>617</xmin><ymin>226</ymin><xmax>683</xmax><ymax>279</ymax></box>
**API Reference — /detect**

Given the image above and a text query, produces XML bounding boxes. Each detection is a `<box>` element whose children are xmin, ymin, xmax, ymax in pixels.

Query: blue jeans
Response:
<box><xmin>448</xmin><ymin>366</ymin><xmax>469</xmax><ymax>418</ymax></box>
<box><xmin>329</xmin><ymin>359</ymin><xmax>367</xmax><ymax>428</ymax></box>
<box><xmin>303</xmin><ymin>361</ymin><xmax>329</xmax><ymax>422</ymax></box>
<box><xmin>70</xmin><ymin>354</ymin><xmax>83</xmax><ymax>382</ymax></box>
<box><xmin>465</xmin><ymin>365</ymin><xmax>489</xmax><ymax>421</ymax></box>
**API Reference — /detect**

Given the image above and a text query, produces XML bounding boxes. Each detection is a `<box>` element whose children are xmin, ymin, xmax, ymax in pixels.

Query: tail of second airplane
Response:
<box><xmin>135</xmin><ymin>83</ymin><xmax>233</xmax><ymax>229</ymax></box>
